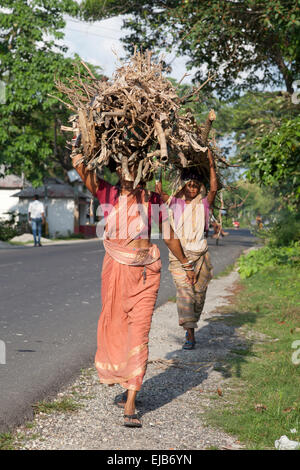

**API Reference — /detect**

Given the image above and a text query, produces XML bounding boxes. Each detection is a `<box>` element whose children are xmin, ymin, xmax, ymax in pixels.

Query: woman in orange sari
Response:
<box><xmin>72</xmin><ymin>154</ymin><xmax>195</xmax><ymax>427</ymax></box>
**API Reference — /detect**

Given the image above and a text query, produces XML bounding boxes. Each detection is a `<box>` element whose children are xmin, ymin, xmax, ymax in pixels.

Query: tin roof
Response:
<box><xmin>0</xmin><ymin>174</ymin><xmax>24</xmax><ymax>189</ymax></box>
<box><xmin>13</xmin><ymin>184</ymin><xmax>90</xmax><ymax>199</ymax></box>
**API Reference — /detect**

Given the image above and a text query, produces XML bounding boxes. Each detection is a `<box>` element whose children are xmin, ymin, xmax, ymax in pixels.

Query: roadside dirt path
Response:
<box><xmin>11</xmin><ymin>270</ymin><xmax>246</xmax><ymax>450</ymax></box>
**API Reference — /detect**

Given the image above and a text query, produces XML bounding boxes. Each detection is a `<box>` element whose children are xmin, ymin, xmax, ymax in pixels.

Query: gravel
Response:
<box><xmin>10</xmin><ymin>233</ymin><xmax>51</xmax><ymax>244</ymax></box>
<box><xmin>13</xmin><ymin>271</ymin><xmax>244</xmax><ymax>450</ymax></box>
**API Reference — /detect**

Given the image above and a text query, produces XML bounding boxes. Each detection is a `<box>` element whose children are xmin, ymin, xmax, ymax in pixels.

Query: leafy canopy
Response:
<box><xmin>0</xmin><ymin>0</ymin><xmax>80</xmax><ymax>185</ymax></box>
<box><xmin>80</xmin><ymin>0</ymin><xmax>300</xmax><ymax>98</ymax></box>
<box><xmin>248</xmin><ymin>115</ymin><xmax>300</xmax><ymax>208</ymax></box>
<box><xmin>209</xmin><ymin>90</ymin><xmax>300</xmax><ymax>209</ymax></box>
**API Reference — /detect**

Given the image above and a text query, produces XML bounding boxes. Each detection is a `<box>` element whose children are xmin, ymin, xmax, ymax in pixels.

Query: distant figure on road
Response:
<box><xmin>211</xmin><ymin>213</ymin><xmax>229</xmax><ymax>239</ymax></box>
<box><xmin>28</xmin><ymin>194</ymin><xmax>45</xmax><ymax>247</ymax></box>
<box><xmin>256</xmin><ymin>214</ymin><xmax>263</xmax><ymax>229</ymax></box>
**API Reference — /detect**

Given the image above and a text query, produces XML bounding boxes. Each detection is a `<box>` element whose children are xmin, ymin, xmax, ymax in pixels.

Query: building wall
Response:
<box><xmin>47</xmin><ymin>199</ymin><xmax>75</xmax><ymax>238</ymax></box>
<box><xmin>0</xmin><ymin>189</ymin><xmax>20</xmax><ymax>220</ymax></box>
<box><xmin>79</xmin><ymin>199</ymin><xmax>89</xmax><ymax>226</ymax></box>
<box><xmin>18</xmin><ymin>198</ymin><xmax>75</xmax><ymax>238</ymax></box>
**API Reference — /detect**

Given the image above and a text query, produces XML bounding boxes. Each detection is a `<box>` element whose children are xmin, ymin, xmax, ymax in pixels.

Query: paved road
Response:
<box><xmin>0</xmin><ymin>229</ymin><xmax>254</xmax><ymax>432</ymax></box>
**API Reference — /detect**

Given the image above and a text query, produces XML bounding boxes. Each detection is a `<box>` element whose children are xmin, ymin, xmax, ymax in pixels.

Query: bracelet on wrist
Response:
<box><xmin>181</xmin><ymin>261</ymin><xmax>194</xmax><ymax>268</ymax></box>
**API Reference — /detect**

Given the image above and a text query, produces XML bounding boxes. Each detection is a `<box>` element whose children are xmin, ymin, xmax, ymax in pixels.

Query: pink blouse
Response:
<box><xmin>96</xmin><ymin>179</ymin><xmax>168</xmax><ymax>239</ymax></box>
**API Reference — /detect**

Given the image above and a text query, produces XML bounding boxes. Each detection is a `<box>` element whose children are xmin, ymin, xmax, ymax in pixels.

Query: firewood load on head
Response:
<box><xmin>55</xmin><ymin>50</ymin><xmax>225</xmax><ymax>189</ymax></box>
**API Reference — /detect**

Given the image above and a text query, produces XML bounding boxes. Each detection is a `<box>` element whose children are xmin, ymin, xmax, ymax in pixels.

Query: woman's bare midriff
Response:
<box><xmin>127</xmin><ymin>239</ymin><xmax>151</xmax><ymax>249</ymax></box>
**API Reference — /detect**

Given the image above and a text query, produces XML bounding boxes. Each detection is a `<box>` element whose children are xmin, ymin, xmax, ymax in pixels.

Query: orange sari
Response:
<box><xmin>95</xmin><ymin>190</ymin><xmax>161</xmax><ymax>391</ymax></box>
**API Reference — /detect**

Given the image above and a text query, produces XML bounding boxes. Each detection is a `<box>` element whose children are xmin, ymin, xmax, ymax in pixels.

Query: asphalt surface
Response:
<box><xmin>0</xmin><ymin>229</ymin><xmax>255</xmax><ymax>432</ymax></box>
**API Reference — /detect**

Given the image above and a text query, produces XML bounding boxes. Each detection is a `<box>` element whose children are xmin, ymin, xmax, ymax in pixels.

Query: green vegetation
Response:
<box><xmin>51</xmin><ymin>233</ymin><xmax>85</xmax><ymax>241</ymax></box>
<box><xmin>80</xmin><ymin>1</ymin><xmax>300</xmax><ymax>245</ymax></box>
<box><xmin>0</xmin><ymin>219</ymin><xmax>17</xmax><ymax>241</ymax></box>
<box><xmin>206</xmin><ymin>248</ymin><xmax>300</xmax><ymax>449</ymax></box>
<box><xmin>0</xmin><ymin>211</ymin><xmax>27</xmax><ymax>241</ymax></box>
<box><xmin>0</xmin><ymin>1</ymin><xmax>103</xmax><ymax>185</ymax></box>
<box><xmin>80</xmin><ymin>1</ymin><xmax>299</xmax><ymax>97</ymax></box>
<box><xmin>247</xmin><ymin>115</ymin><xmax>300</xmax><ymax>210</ymax></box>
<box><xmin>0</xmin><ymin>433</ymin><xmax>15</xmax><ymax>450</ymax></box>
<box><xmin>24</xmin><ymin>422</ymin><xmax>36</xmax><ymax>430</ymax></box>
<box><xmin>33</xmin><ymin>397</ymin><xmax>82</xmax><ymax>414</ymax></box>
<box><xmin>261</xmin><ymin>210</ymin><xmax>300</xmax><ymax>247</ymax></box>
<box><xmin>238</xmin><ymin>244</ymin><xmax>300</xmax><ymax>278</ymax></box>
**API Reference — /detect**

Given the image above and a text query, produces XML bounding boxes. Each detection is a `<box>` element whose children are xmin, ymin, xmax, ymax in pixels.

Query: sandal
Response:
<box><xmin>124</xmin><ymin>414</ymin><xmax>142</xmax><ymax>428</ymax></box>
<box><xmin>182</xmin><ymin>340</ymin><xmax>195</xmax><ymax>350</ymax></box>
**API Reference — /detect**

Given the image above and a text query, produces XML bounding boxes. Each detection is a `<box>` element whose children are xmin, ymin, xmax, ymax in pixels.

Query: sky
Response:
<box><xmin>60</xmin><ymin>14</ymin><xmax>238</xmax><ymax>158</ymax></box>
<box><xmin>62</xmin><ymin>15</ymin><xmax>198</xmax><ymax>84</ymax></box>
<box><xmin>61</xmin><ymin>14</ymin><xmax>270</xmax><ymax>91</ymax></box>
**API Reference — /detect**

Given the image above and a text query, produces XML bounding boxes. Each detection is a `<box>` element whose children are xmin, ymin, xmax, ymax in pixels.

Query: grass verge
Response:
<box><xmin>205</xmin><ymin>262</ymin><xmax>300</xmax><ymax>450</ymax></box>
<box><xmin>33</xmin><ymin>397</ymin><xmax>82</xmax><ymax>414</ymax></box>
<box><xmin>0</xmin><ymin>433</ymin><xmax>15</xmax><ymax>450</ymax></box>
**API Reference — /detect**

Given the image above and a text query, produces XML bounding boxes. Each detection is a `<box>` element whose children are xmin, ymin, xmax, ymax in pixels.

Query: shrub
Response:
<box><xmin>238</xmin><ymin>244</ymin><xmax>300</xmax><ymax>279</ymax></box>
<box><xmin>0</xmin><ymin>211</ymin><xmax>27</xmax><ymax>241</ymax></box>
<box><xmin>254</xmin><ymin>209</ymin><xmax>300</xmax><ymax>247</ymax></box>
<box><xmin>0</xmin><ymin>219</ymin><xmax>17</xmax><ymax>241</ymax></box>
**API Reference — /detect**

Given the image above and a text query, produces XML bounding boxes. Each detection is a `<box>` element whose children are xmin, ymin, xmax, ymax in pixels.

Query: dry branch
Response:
<box><xmin>56</xmin><ymin>52</ymin><xmax>225</xmax><ymax>186</ymax></box>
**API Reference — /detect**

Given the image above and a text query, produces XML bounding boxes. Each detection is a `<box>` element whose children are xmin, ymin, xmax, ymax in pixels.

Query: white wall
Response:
<box><xmin>79</xmin><ymin>199</ymin><xmax>89</xmax><ymax>226</ymax></box>
<box><xmin>0</xmin><ymin>189</ymin><xmax>20</xmax><ymax>220</ymax></box>
<box><xmin>18</xmin><ymin>198</ymin><xmax>75</xmax><ymax>238</ymax></box>
<box><xmin>47</xmin><ymin>199</ymin><xmax>75</xmax><ymax>238</ymax></box>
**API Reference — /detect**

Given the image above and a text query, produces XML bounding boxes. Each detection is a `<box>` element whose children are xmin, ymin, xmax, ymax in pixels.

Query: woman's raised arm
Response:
<box><xmin>206</xmin><ymin>148</ymin><xmax>218</xmax><ymax>207</ymax></box>
<box><xmin>72</xmin><ymin>154</ymin><xmax>99</xmax><ymax>196</ymax></box>
<box><xmin>155</xmin><ymin>181</ymin><xmax>170</xmax><ymax>203</ymax></box>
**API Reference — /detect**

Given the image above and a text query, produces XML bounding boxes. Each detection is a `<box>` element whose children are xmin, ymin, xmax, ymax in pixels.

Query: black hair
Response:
<box><xmin>181</xmin><ymin>168</ymin><xmax>203</xmax><ymax>183</ymax></box>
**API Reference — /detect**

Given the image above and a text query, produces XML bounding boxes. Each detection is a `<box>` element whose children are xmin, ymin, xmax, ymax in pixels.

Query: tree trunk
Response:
<box><xmin>273</xmin><ymin>48</ymin><xmax>294</xmax><ymax>94</ymax></box>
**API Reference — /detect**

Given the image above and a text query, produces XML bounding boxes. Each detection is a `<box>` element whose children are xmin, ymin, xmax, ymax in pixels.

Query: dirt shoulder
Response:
<box><xmin>11</xmin><ymin>271</ymin><xmax>244</xmax><ymax>450</ymax></box>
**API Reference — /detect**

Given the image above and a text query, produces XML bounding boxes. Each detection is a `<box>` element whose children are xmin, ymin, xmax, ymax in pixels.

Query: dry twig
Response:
<box><xmin>55</xmin><ymin>52</ymin><xmax>225</xmax><ymax>185</ymax></box>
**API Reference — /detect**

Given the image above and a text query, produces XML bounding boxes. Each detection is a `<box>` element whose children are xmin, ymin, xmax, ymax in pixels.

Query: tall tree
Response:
<box><xmin>209</xmin><ymin>91</ymin><xmax>300</xmax><ymax>208</ymax></box>
<box><xmin>215</xmin><ymin>90</ymin><xmax>299</xmax><ymax>154</ymax></box>
<box><xmin>0</xmin><ymin>0</ymin><xmax>81</xmax><ymax>185</ymax></box>
<box><xmin>247</xmin><ymin>115</ymin><xmax>300</xmax><ymax>209</ymax></box>
<box><xmin>80</xmin><ymin>0</ymin><xmax>300</xmax><ymax>98</ymax></box>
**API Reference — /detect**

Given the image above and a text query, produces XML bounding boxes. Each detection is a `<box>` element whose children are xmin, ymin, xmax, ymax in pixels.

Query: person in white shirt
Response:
<box><xmin>28</xmin><ymin>195</ymin><xmax>45</xmax><ymax>247</ymax></box>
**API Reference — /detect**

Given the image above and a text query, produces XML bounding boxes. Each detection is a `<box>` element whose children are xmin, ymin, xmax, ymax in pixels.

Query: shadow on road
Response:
<box><xmin>115</xmin><ymin>307</ymin><xmax>259</xmax><ymax>416</ymax></box>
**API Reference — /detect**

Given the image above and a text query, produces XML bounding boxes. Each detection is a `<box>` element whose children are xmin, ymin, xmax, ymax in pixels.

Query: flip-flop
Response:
<box><xmin>124</xmin><ymin>414</ymin><xmax>142</xmax><ymax>428</ymax></box>
<box><xmin>182</xmin><ymin>340</ymin><xmax>195</xmax><ymax>350</ymax></box>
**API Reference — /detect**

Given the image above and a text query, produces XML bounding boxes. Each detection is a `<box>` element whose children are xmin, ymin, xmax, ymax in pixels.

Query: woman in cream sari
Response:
<box><xmin>156</xmin><ymin>148</ymin><xmax>217</xmax><ymax>349</ymax></box>
<box><xmin>72</xmin><ymin>154</ymin><xmax>195</xmax><ymax>427</ymax></box>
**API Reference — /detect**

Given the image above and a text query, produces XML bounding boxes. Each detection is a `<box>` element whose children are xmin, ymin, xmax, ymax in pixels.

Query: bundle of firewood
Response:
<box><xmin>56</xmin><ymin>50</ymin><xmax>224</xmax><ymax>188</ymax></box>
